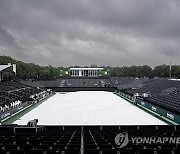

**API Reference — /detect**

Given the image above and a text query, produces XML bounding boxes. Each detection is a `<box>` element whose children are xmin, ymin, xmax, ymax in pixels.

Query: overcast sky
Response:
<box><xmin>0</xmin><ymin>0</ymin><xmax>180</xmax><ymax>67</ymax></box>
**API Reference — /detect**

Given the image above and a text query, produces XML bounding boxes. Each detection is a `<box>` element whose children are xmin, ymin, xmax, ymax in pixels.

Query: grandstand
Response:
<box><xmin>1</xmin><ymin>65</ymin><xmax>180</xmax><ymax>153</ymax></box>
<box><xmin>1</xmin><ymin>76</ymin><xmax>180</xmax><ymax>125</ymax></box>
<box><xmin>1</xmin><ymin>125</ymin><xmax>180</xmax><ymax>154</ymax></box>
<box><xmin>0</xmin><ymin>78</ymin><xmax>53</xmax><ymax>124</ymax></box>
<box><xmin>117</xmin><ymin>78</ymin><xmax>180</xmax><ymax>119</ymax></box>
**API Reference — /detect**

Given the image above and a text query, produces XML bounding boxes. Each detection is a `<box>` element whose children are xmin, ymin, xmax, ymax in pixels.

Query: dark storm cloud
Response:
<box><xmin>0</xmin><ymin>0</ymin><xmax>180</xmax><ymax>66</ymax></box>
<box><xmin>0</xmin><ymin>26</ymin><xmax>27</xmax><ymax>57</ymax></box>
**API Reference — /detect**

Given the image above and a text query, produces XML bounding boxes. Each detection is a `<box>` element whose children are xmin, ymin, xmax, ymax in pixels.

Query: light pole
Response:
<box><xmin>169</xmin><ymin>61</ymin><xmax>172</xmax><ymax>79</ymax></box>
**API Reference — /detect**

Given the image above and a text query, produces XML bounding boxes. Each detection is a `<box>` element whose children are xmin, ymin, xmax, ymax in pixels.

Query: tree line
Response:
<box><xmin>0</xmin><ymin>56</ymin><xmax>180</xmax><ymax>79</ymax></box>
<box><xmin>107</xmin><ymin>65</ymin><xmax>180</xmax><ymax>78</ymax></box>
<box><xmin>0</xmin><ymin>56</ymin><xmax>64</xmax><ymax>79</ymax></box>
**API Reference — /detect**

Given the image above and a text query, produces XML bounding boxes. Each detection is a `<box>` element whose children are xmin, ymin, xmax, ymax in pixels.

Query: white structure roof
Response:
<box><xmin>170</xmin><ymin>78</ymin><xmax>180</xmax><ymax>81</ymax></box>
<box><xmin>70</xmin><ymin>68</ymin><xmax>103</xmax><ymax>70</ymax></box>
<box><xmin>0</xmin><ymin>65</ymin><xmax>11</xmax><ymax>72</ymax></box>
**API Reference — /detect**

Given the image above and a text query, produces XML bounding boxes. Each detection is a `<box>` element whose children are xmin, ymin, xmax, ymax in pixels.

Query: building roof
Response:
<box><xmin>0</xmin><ymin>65</ymin><xmax>11</xmax><ymax>72</ymax></box>
<box><xmin>70</xmin><ymin>68</ymin><xmax>103</xmax><ymax>70</ymax></box>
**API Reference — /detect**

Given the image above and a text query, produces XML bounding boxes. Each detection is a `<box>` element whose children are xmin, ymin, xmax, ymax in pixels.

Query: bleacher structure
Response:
<box><xmin>2</xmin><ymin>77</ymin><xmax>180</xmax><ymax>124</ymax></box>
<box><xmin>21</xmin><ymin>77</ymin><xmax>115</xmax><ymax>92</ymax></box>
<box><xmin>21</xmin><ymin>77</ymin><xmax>114</xmax><ymax>88</ymax></box>
<box><xmin>1</xmin><ymin>76</ymin><xmax>180</xmax><ymax>153</ymax></box>
<box><xmin>0</xmin><ymin>81</ymin><xmax>53</xmax><ymax>124</ymax></box>
<box><xmin>113</xmin><ymin>78</ymin><xmax>180</xmax><ymax>123</ymax></box>
<box><xmin>0</xmin><ymin>125</ymin><xmax>180</xmax><ymax>154</ymax></box>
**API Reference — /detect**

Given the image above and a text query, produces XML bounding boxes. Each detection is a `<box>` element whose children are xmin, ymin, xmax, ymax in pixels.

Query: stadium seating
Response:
<box><xmin>2</xmin><ymin>77</ymin><xmax>180</xmax><ymax>154</ymax></box>
<box><xmin>117</xmin><ymin>78</ymin><xmax>180</xmax><ymax>114</ymax></box>
<box><xmin>0</xmin><ymin>125</ymin><xmax>179</xmax><ymax>154</ymax></box>
<box><xmin>0</xmin><ymin>81</ymin><xmax>48</xmax><ymax>115</ymax></box>
<box><xmin>22</xmin><ymin>77</ymin><xmax>115</xmax><ymax>88</ymax></box>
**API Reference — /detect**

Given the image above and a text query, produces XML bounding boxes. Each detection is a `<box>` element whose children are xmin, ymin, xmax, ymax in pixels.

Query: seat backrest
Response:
<box><xmin>84</xmin><ymin>148</ymin><xmax>99</xmax><ymax>154</ymax></box>
<box><xmin>28</xmin><ymin>149</ymin><xmax>44</xmax><ymax>154</ymax></box>
<box><xmin>9</xmin><ymin>149</ymin><xmax>25</xmax><ymax>154</ymax></box>
<box><xmin>138</xmin><ymin>148</ymin><xmax>154</xmax><ymax>154</ymax></box>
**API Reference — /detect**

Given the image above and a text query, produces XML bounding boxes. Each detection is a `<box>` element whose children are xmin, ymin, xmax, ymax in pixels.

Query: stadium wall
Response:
<box><xmin>47</xmin><ymin>87</ymin><xmax>115</xmax><ymax>92</ymax></box>
<box><xmin>0</xmin><ymin>102</ymin><xmax>32</xmax><ymax>124</ymax></box>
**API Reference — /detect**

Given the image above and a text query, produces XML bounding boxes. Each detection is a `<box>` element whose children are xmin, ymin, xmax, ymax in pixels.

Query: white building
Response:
<box><xmin>69</xmin><ymin>68</ymin><xmax>103</xmax><ymax>77</ymax></box>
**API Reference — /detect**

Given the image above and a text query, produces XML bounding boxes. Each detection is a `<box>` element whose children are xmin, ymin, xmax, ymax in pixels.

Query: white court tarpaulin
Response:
<box><xmin>14</xmin><ymin>91</ymin><xmax>166</xmax><ymax>125</ymax></box>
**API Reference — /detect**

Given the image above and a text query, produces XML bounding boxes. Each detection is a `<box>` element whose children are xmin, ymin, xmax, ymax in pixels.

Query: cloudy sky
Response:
<box><xmin>0</xmin><ymin>0</ymin><xmax>180</xmax><ymax>67</ymax></box>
